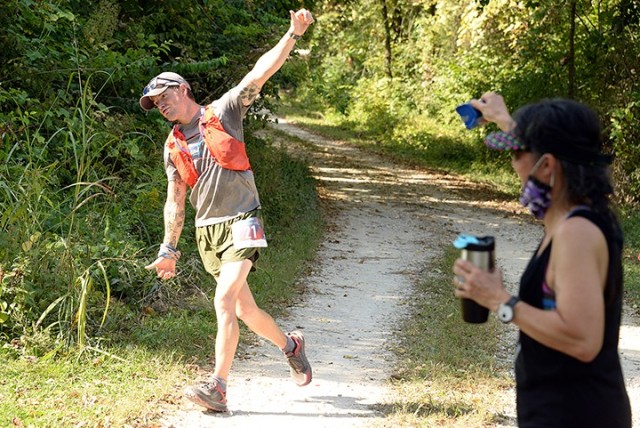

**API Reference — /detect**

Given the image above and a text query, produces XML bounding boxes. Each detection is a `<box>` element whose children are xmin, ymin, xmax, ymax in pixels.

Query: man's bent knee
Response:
<box><xmin>236</xmin><ymin>299</ymin><xmax>260</xmax><ymax>322</ymax></box>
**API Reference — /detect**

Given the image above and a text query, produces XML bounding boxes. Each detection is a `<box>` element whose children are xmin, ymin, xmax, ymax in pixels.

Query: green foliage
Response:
<box><xmin>0</xmin><ymin>260</ymin><xmax>30</xmax><ymax>330</ymax></box>
<box><xmin>345</xmin><ymin>77</ymin><xmax>401</xmax><ymax>134</ymax></box>
<box><xmin>620</xmin><ymin>207</ymin><xmax>640</xmax><ymax>311</ymax></box>
<box><xmin>0</xmin><ymin>0</ymin><xmax>317</xmax><ymax>353</ymax></box>
<box><xmin>307</xmin><ymin>0</ymin><xmax>640</xmax><ymax>204</ymax></box>
<box><xmin>609</xmin><ymin>98</ymin><xmax>640</xmax><ymax>205</ymax></box>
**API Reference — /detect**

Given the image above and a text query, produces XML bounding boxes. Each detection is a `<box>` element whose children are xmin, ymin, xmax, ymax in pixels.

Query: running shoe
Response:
<box><xmin>285</xmin><ymin>331</ymin><xmax>312</xmax><ymax>386</ymax></box>
<box><xmin>184</xmin><ymin>379</ymin><xmax>228</xmax><ymax>412</ymax></box>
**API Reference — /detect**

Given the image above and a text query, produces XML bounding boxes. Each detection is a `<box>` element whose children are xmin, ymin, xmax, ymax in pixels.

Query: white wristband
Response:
<box><xmin>158</xmin><ymin>243</ymin><xmax>181</xmax><ymax>261</ymax></box>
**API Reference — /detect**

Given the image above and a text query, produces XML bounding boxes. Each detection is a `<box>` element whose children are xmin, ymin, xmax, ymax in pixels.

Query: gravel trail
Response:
<box><xmin>160</xmin><ymin>119</ymin><xmax>640</xmax><ymax>427</ymax></box>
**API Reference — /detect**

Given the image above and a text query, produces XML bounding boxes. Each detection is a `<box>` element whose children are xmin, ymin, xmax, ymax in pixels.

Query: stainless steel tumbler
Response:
<box><xmin>456</xmin><ymin>235</ymin><xmax>495</xmax><ymax>323</ymax></box>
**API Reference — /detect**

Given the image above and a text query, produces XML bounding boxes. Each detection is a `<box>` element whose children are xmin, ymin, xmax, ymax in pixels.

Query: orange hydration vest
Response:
<box><xmin>165</xmin><ymin>105</ymin><xmax>251</xmax><ymax>187</ymax></box>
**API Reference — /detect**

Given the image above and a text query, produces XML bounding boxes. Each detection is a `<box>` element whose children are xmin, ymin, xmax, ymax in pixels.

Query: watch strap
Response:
<box><xmin>506</xmin><ymin>295</ymin><xmax>520</xmax><ymax>308</ymax></box>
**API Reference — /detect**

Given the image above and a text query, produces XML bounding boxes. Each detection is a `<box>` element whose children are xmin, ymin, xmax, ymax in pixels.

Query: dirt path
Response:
<box><xmin>161</xmin><ymin>119</ymin><xmax>640</xmax><ymax>427</ymax></box>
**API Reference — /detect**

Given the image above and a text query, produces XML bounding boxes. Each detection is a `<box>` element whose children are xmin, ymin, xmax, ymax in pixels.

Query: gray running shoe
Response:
<box><xmin>285</xmin><ymin>331</ymin><xmax>312</xmax><ymax>386</ymax></box>
<box><xmin>184</xmin><ymin>379</ymin><xmax>228</xmax><ymax>412</ymax></box>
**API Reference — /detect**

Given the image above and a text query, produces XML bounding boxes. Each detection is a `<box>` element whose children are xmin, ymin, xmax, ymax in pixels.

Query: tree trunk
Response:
<box><xmin>568</xmin><ymin>0</ymin><xmax>577</xmax><ymax>98</ymax></box>
<box><xmin>380</xmin><ymin>0</ymin><xmax>393</xmax><ymax>78</ymax></box>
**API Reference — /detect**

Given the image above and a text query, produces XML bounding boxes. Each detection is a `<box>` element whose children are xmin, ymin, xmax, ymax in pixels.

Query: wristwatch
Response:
<box><xmin>289</xmin><ymin>32</ymin><xmax>302</xmax><ymax>40</ymax></box>
<box><xmin>497</xmin><ymin>296</ymin><xmax>520</xmax><ymax>323</ymax></box>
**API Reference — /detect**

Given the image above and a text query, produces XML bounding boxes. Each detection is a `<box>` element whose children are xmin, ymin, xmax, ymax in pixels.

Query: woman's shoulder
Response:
<box><xmin>553</xmin><ymin>214</ymin><xmax>608</xmax><ymax>260</ymax></box>
<box><xmin>557</xmin><ymin>213</ymin><xmax>605</xmax><ymax>241</ymax></box>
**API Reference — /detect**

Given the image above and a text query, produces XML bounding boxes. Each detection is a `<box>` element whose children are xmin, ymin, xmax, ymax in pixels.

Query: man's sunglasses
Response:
<box><xmin>142</xmin><ymin>78</ymin><xmax>182</xmax><ymax>96</ymax></box>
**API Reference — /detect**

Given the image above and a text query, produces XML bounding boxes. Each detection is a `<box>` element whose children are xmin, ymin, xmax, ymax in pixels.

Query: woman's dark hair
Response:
<box><xmin>514</xmin><ymin>99</ymin><xmax>622</xmax><ymax>304</ymax></box>
<box><xmin>513</xmin><ymin>99</ymin><xmax>615</xmax><ymax>215</ymax></box>
<box><xmin>513</xmin><ymin>98</ymin><xmax>608</xmax><ymax>164</ymax></box>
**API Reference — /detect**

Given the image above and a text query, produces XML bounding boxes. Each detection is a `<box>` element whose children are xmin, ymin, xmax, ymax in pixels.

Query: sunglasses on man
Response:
<box><xmin>142</xmin><ymin>77</ymin><xmax>183</xmax><ymax>96</ymax></box>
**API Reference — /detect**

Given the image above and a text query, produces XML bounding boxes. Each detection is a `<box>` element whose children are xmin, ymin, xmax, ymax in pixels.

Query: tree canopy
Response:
<box><xmin>305</xmin><ymin>0</ymin><xmax>640</xmax><ymax>203</ymax></box>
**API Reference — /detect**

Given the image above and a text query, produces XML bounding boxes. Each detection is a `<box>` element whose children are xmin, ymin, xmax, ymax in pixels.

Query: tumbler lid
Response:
<box><xmin>453</xmin><ymin>234</ymin><xmax>495</xmax><ymax>251</ymax></box>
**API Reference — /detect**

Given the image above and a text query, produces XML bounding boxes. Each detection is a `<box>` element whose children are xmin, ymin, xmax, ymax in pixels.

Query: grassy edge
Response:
<box><xmin>375</xmin><ymin>246</ymin><xmax>515</xmax><ymax>427</ymax></box>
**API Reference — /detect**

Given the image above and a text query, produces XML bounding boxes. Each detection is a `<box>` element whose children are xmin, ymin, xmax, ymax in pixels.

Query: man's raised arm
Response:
<box><xmin>238</xmin><ymin>9</ymin><xmax>314</xmax><ymax>106</ymax></box>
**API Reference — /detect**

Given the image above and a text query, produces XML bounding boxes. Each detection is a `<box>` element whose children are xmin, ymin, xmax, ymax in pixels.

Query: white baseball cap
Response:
<box><xmin>139</xmin><ymin>72</ymin><xmax>191</xmax><ymax>111</ymax></box>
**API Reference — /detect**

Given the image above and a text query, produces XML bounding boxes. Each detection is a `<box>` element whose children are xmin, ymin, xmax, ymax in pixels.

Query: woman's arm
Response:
<box><xmin>514</xmin><ymin>217</ymin><xmax>608</xmax><ymax>362</ymax></box>
<box><xmin>470</xmin><ymin>92</ymin><xmax>516</xmax><ymax>132</ymax></box>
<box><xmin>453</xmin><ymin>217</ymin><xmax>609</xmax><ymax>362</ymax></box>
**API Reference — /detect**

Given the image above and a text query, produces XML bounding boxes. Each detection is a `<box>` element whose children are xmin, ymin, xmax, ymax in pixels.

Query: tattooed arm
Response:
<box><xmin>162</xmin><ymin>177</ymin><xmax>187</xmax><ymax>248</ymax></box>
<box><xmin>145</xmin><ymin>177</ymin><xmax>187</xmax><ymax>280</ymax></box>
<box><xmin>237</xmin><ymin>9</ymin><xmax>314</xmax><ymax>106</ymax></box>
<box><xmin>238</xmin><ymin>82</ymin><xmax>261</xmax><ymax>107</ymax></box>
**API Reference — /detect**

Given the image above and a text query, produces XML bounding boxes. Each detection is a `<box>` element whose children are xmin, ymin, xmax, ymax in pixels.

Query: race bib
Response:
<box><xmin>231</xmin><ymin>217</ymin><xmax>268</xmax><ymax>249</ymax></box>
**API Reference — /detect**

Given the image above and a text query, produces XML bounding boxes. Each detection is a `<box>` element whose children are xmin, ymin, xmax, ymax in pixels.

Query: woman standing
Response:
<box><xmin>453</xmin><ymin>93</ymin><xmax>632</xmax><ymax>427</ymax></box>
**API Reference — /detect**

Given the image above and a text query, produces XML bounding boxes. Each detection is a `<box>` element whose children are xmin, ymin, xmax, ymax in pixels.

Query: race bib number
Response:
<box><xmin>231</xmin><ymin>217</ymin><xmax>268</xmax><ymax>249</ymax></box>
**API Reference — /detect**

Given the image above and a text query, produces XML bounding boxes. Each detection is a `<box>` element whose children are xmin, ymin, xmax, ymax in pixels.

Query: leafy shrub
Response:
<box><xmin>609</xmin><ymin>99</ymin><xmax>640</xmax><ymax>206</ymax></box>
<box><xmin>0</xmin><ymin>0</ymin><xmax>313</xmax><ymax>353</ymax></box>
<box><xmin>0</xmin><ymin>259</ymin><xmax>31</xmax><ymax>339</ymax></box>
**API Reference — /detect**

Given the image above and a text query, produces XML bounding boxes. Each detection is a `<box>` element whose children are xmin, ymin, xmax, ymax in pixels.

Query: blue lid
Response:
<box><xmin>453</xmin><ymin>234</ymin><xmax>495</xmax><ymax>251</ymax></box>
<box><xmin>453</xmin><ymin>234</ymin><xmax>480</xmax><ymax>249</ymax></box>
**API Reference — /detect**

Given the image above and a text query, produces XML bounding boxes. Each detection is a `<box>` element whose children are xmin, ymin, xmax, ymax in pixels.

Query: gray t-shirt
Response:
<box><xmin>163</xmin><ymin>85</ymin><xmax>261</xmax><ymax>227</ymax></box>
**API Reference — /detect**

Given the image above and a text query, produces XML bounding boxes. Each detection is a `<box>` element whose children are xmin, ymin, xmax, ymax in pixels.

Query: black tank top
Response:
<box><xmin>515</xmin><ymin>208</ymin><xmax>631</xmax><ymax>428</ymax></box>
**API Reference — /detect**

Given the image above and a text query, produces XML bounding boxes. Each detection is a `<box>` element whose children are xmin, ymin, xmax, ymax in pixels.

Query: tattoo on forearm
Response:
<box><xmin>166</xmin><ymin>207</ymin><xmax>184</xmax><ymax>247</ymax></box>
<box><xmin>240</xmin><ymin>82</ymin><xmax>260</xmax><ymax>105</ymax></box>
<box><xmin>164</xmin><ymin>180</ymin><xmax>186</xmax><ymax>248</ymax></box>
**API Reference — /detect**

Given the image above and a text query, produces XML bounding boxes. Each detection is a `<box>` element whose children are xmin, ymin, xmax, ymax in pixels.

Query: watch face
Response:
<box><xmin>499</xmin><ymin>304</ymin><xmax>513</xmax><ymax>322</ymax></box>
<box><xmin>498</xmin><ymin>296</ymin><xmax>519</xmax><ymax>323</ymax></box>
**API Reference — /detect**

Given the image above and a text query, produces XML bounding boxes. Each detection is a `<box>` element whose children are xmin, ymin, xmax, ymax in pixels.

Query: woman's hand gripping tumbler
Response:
<box><xmin>453</xmin><ymin>234</ymin><xmax>495</xmax><ymax>323</ymax></box>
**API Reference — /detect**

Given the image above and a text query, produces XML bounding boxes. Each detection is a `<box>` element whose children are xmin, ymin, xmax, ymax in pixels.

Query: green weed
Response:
<box><xmin>620</xmin><ymin>207</ymin><xmax>640</xmax><ymax>312</ymax></box>
<box><xmin>0</xmin><ymin>346</ymin><xmax>190</xmax><ymax>427</ymax></box>
<box><xmin>379</xmin><ymin>247</ymin><xmax>512</xmax><ymax>427</ymax></box>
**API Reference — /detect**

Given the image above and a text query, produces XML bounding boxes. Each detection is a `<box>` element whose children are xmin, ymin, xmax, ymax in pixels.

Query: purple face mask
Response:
<box><xmin>519</xmin><ymin>156</ymin><xmax>553</xmax><ymax>219</ymax></box>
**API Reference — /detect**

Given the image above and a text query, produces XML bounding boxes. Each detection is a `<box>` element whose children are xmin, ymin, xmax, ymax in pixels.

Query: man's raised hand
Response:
<box><xmin>290</xmin><ymin>9</ymin><xmax>314</xmax><ymax>36</ymax></box>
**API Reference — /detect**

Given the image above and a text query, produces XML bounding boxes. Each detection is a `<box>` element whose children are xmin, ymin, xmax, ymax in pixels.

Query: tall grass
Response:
<box><xmin>620</xmin><ymin>207</ymin><xmax>640</xmax><ymax>311</ymax></box>
<box><xmin>0</xmin><ymin>73</ymin><xmax>130</xmax><ymax>351</ymax></box>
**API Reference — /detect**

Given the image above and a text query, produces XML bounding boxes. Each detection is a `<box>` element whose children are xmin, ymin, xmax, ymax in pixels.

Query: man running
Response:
<box><xmin>142</xmin><ymin>9</ymin><xmax>315</xmax><ymax>412</ymax></box>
